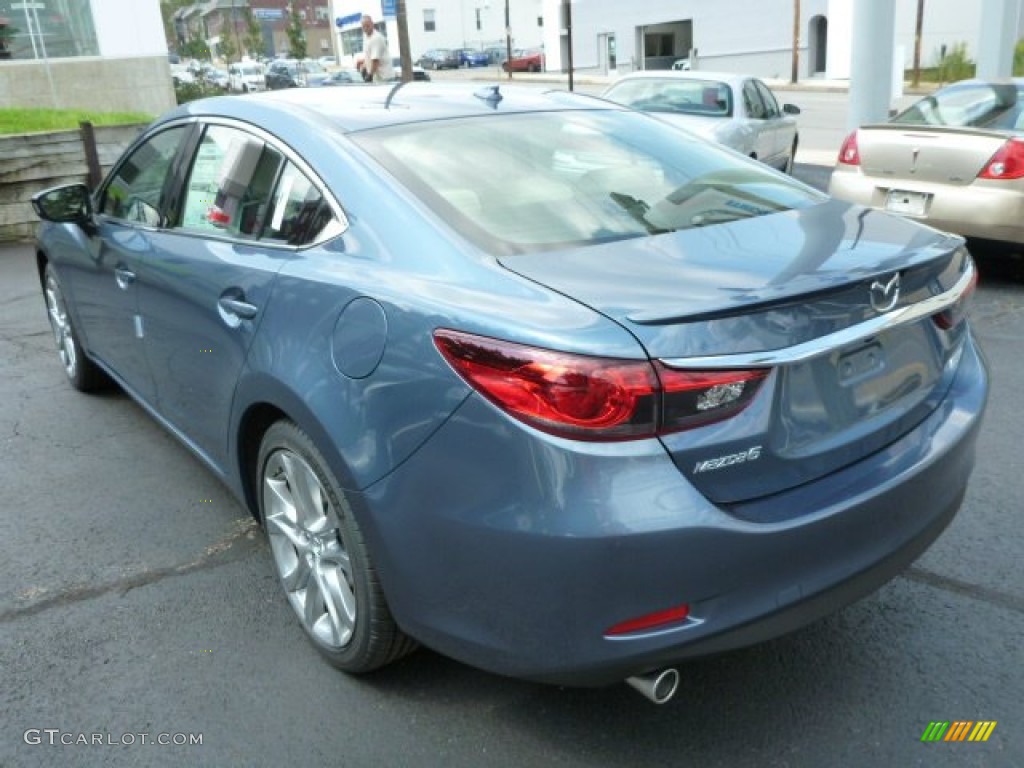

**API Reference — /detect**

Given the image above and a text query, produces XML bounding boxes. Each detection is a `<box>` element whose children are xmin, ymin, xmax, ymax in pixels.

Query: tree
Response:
<box><xmin>244</xmin><ymin>10</ymin><xmax>264</xmax><ymax>60</ymax></box>
<box><xmin>219</xmin><ymin>30</ymin><xmax>237</xmax><ymax>63</ymax></box>
<box><xmin>286</xmin><ymin>2</ymin><xmax>307</xmax><ymax>60</ymax></box>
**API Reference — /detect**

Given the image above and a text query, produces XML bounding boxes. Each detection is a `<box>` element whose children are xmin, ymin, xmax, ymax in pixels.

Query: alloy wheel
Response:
<box><xmin>263</xmin><ymin>448</ymin><xmax>357</xmax><ymax>649</ymax></box>
<box><xmin>44</xmin><ymin>273</ymin><xmax>77</xmax><ymax>379</ymax></box>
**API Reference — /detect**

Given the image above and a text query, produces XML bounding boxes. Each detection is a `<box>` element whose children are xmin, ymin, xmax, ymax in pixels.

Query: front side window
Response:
<box><xmin>423</xmin><ymin>9</ymin><xmax>435</xmax><ymax>32</ymax></box>
<box><xmin>743</xmin><ymin>81</ymin><xmax>766</xmax><ymax>119</ymax></box>
<box><xmin>753</xmin><ymin>80</ymin><xmax>781</xmax><ymax>118</ymax></box>
<box><xmin>100</xmin><ymin>127</ymin><xmax>188</xmax><ymax>226</ymax></box>
<box><xmin>353</xmin><ymin>109</ymin><xmax>822</xmax><ymax>255</ymax></box>
<box><xmin>177</xmin><ymin>125</ymin><xmax>283</xmax><ymax>238</ymax></box>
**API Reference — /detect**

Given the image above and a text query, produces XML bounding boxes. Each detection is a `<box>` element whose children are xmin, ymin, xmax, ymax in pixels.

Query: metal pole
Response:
<box><xmin>28</xmin><ymin>4</ymin><xmax>58</xmax><ymax>107</ymax></box>
<box><xmin>790</xmin><ymin>0</ymin><xmax>800</xmax><ymax>84</ymax></box>
<box><xmin>911</xmin><ymin>0</ymin><xmax>924</xmax><ymax>87</ymax></box>
<box><xmin>397</xmin><ymin>0</ymin><xmax>412</xmax><ymax>82</ymax></box>
<box><xmin>505</xmin><ymin>0</ymin><xmax>511</xmax><ymax>79</ymax></box>
<box><xmin>564</xmin><ymin>0</ymin><xmax>573</xmax><ymax>91</ymax></box>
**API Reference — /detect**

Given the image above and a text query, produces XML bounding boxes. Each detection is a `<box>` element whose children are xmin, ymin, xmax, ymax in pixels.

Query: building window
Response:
<box><xmin>537</xmin><ymin>16</ymin><xmax>543</xmax><ymax>27</ymax></box>
<box><xmin>475</xmin><ymin>9</ymin><xmax>481</xmax><ymax>31</ymax></box>
<box><xmin>423</xmin><ymin>9</ymin><xmax>435</xmax><ymax>32</ymax></box>
<box><xmin>0</xmin><ymin>0</ymin><xmax>99</xmax><ymax>60</ymax></box>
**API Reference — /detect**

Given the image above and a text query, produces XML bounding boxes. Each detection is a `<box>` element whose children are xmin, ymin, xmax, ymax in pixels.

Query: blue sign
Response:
<box><xmin>336</xmin><ymin>12</ymin><xmax>362</xmax><ymax>28</ymax></box>
<box><xmin>381</xmin><ymin>0</ymin><xmax>397</xmax><ymax>19</ymax></box>
<box><xmin>253</xmin><ymin>8</ymin><xmax>284</xmax><ymax>20</ymax></box>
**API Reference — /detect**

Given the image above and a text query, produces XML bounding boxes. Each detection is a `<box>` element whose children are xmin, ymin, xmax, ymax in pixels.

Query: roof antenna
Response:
<box><xmin>385</xmin><ymin>80</ymin><xmax>411</xmax><ymax>109</ymax></box>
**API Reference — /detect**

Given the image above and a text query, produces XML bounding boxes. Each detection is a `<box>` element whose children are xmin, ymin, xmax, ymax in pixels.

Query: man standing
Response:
<box><xmin>360</xmin><ymin>14</ymin><xmax>393</xmax><ymax>82</ymax></box>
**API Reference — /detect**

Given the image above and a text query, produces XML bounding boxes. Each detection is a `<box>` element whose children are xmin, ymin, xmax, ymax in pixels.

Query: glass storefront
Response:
<box><xmin>0</xmin><ymin>0</ymin><xmax>99</xmax><ymax>60</ymax></box>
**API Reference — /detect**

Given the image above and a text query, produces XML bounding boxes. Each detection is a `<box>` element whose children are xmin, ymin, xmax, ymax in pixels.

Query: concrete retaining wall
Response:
<box><xmin>0</xmin><ymin>124</ymin><xmax>146</xmax><ymax>242</ymax></box>
<box><xmin>0</xmin><ymin>57</ymin><xmax>176</xmax><ymax>115</ymax></box>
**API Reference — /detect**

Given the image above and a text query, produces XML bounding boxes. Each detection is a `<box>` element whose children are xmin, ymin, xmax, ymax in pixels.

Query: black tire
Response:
<box><xmin>257</xmin><ymin>420</ymin><xmax>416</xmax><ymax>673</ymax></box>
<box><xmin>784</xmin><ymin>138</ymin><xmax>798</xmax><ymax>175</ymax></box>
<box><xmin>530</xmin><ymin>63</ymin><xmax>540</xmax><ymax>73</ymax></box>
<box><xmin>42</xmin><ymin>264</ymin><xmax>109</xmax><ymax>392</ymax></box>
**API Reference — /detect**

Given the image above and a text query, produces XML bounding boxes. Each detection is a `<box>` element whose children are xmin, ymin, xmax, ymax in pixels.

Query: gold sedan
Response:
<box><xmin>829</xmin><ymin>78</ymin><xmax>1024</xmax><ymax>247</ymax></box>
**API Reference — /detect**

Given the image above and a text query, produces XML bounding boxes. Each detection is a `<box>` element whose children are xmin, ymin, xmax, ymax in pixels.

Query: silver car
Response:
<box><xmin>603</xmin><ymin>71</ymin><xmax>801</xmax><ymax>173</ymax></box>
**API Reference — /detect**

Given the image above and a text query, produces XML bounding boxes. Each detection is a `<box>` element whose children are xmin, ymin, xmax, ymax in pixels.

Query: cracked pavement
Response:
<box><xmin>1</xmin><ymin>239</ymin><xmax>1022</xmax><ymax>768</ymax></box>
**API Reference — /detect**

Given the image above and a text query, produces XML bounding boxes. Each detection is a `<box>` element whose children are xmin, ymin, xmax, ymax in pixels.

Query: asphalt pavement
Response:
<box><xmin>2</xmin><ymin>157</ymin><xmax>1023</xmax><ymax>765</ymax></box>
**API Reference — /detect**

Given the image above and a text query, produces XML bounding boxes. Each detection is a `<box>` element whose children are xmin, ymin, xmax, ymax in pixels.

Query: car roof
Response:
<box><xmin>160</xmin><ymin>82</ymin><xmax>619</xmax><ymax>134</ymax></box>
<box><xmin>609</xmin><ymin>71</ymin><xmax>753</xmax><ymax>88</ymax></box>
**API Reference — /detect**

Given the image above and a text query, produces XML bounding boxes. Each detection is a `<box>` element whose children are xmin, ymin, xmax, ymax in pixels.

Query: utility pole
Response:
<box><xmin>397</xmin><ymin>0</ymin><xmax>412</xmax><ymax>82</ymax></box>
<box><xmin>790</xmin><ymin>0</ymin><xmax>800</xmax><ymax>84</ymax></box>
<box><xmin>505</xmin><ymin>0</ymin><xmax>511</xmax><ymax>79</ymax></box>
<box><xmin>564</xmin><ymin>0</ymin><xmax>573</xmax><ymax>91</ymax></box>
<box><xmin>911</xmin><ymin>0</ymin><xmax>925</xmax><ymax>87</ymax></box>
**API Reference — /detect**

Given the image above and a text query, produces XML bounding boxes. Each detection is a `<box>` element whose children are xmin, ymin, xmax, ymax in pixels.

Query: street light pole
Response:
<box><xmin>504</xmin><ymin>0</ymin><xmax>511</xmax><ymax>79</ymax></box>
<box><xmin>790</xmin><ymin>0</ymin><xmax>800</xmax><ymax>84</ymax></box>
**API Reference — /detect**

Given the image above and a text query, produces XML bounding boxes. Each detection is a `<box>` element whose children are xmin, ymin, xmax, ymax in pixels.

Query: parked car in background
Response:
<box><xmin>602</xmin><ymin>71</ymin><xmax>801</xmax><ymax>174</ymax></box>
<box><xmin>318</xmin><ymin>69</ymin><xmax>364</xmax><ymax>86</ymax></box>
<box><xmin>265</xmin><ymin>58</ymin><xmax>329</xmax><ymax>89</ymax></box>
<box><xmin>169</xmin><ymin>62</ymin><xmax>194</xmax><ymax>86</ymax></box>
<box><xmin>455</xmin><ymin>48</ymin><xmax>489</xmax><ymax>67</ymax></box>
<box><xmin>200</xmin><ymin>66</ymin><xmax>230</xmax><ymax>91</ymax></box>
<box><xmin>502</xmin><ymin>48</ymin><xmax>544</xmax><ymax>73</ymax></box>
<box><xmin>829</xmin><ymin>77</ymin><xmax>1024</xmax><ymax>250</ymax></box>
<box><xmin>671</xmin><ymin>58</ymin><xmax>692</xmax><ymax>71</ymax></box>
<box><xmin>483</xmin><ymin>46</ymin><xmax>508</xmax><ymax>66</ymax></box>
<box><xmin>228</xmin><ymin>61</ymin><xmax>266</xmax><ymax>93</ymax></box>
<box><xmin>318</xmin><ymin>55</ymin><xmax>337</xmax><ymax>69</ymax></box>
<box><xmin>390</xmin><ymin>57</ymin><xmax>430</xmax><ymax>82</ymax></box>
<box><xmin>31</xmin><ymin>83</ymin><xmax>986</xmax><ymax>700</ymax></box>
<box><xmin>416</xmin><ymin>49</ymin><xmax>460</xmax><ymax>70</ymax></box>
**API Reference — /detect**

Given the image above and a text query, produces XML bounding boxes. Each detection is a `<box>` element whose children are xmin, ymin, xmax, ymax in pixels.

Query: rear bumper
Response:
<box><xmin>829</xmin><ymin>167</ymin><xmax>1024</xmax><ymax>245</ymax></box>
<box><xmin>355</xmin><ymin>334</ymin><xmax>987</xmax><ymax>686</ymax></box>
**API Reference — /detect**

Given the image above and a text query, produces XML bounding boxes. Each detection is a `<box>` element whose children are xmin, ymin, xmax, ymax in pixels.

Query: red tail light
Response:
<box><xmin>837</xmin><ymin>131</ymin><xmax>861</xmax><ymax>166</ymax></box>
<box><xmin>605</xmin><ymin>604</ymin><xmax>691</xmax><ymax>637</ymax></box>
<box><xmin>978</xmin><ymin>138</ymin><xmax>1024</xmax><ymax>180</ymax></box>
<box><xmin>433</xmin><ymin>329</ymin><xmax>768</xmax><ymax>441</ymax></box>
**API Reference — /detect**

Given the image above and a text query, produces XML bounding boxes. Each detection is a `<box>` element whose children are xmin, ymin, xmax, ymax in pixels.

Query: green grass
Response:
<box><xmin>0</xmin><ymin>108</ymin><xmax>153</xmax><ymax>135</ymax></box>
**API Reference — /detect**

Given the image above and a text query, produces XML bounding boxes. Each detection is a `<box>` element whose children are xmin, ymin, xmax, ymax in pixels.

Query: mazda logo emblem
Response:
<box><xmin>869</xmin><ymin>273</ymin><xmax>901</xmax><ymax>313</ymax></box>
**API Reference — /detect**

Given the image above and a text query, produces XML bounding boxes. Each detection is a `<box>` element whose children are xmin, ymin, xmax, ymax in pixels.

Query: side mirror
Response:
<box><xmin>783</xmin><ymin>103</ymin><xmax>801</xmax><ymax>115</ymax></box>
<box><xmin>32</xmin><ymin>183</ymin><xmax>94</xmax><ymax>224</ymax></box>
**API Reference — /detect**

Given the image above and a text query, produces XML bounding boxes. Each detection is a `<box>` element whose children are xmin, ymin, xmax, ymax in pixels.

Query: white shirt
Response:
<box><xmin>363</xmin><ymin>32</ymin><xmax>393</xmax><ymax>82</ymax></box>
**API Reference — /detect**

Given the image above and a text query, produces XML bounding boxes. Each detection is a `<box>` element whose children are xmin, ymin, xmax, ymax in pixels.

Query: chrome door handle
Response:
<box><xmin>114</xmin><ymin>267</ymin><xmax>135</xmax><ymax>290</ymax></box>
<box><xmin>218</xmin><ymin>296</ymin><xmax>259</xmax><ymax>319</ymax></box>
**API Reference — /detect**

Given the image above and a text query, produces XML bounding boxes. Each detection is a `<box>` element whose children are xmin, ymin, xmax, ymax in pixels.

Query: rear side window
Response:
<box><xmin>176</xmin><ymin>125</ymin><xmax>283</xmax><ymax>238</ymax></box>
<box><xmin>261</xmin><ymin>162</ymin><xmax>335</xmax><ymax>246</ymax></box>
<box><xmin>100</xmin><ymin>126</ymin><xmax>188</xmax><ymax>225</ymax></box>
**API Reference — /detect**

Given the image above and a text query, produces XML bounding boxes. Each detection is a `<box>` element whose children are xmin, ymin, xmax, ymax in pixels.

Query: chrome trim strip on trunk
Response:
<box><xmin>660</xmin><ymin>262</ymin><xmax>975</xmax><ymax>370</ymax></box>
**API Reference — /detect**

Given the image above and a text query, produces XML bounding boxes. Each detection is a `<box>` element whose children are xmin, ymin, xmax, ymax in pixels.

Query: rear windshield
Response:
<box><xmin>604</xmin><ymin>78</ymin><xmax>734</xmax><ymax>117</ymax></box>
<box><xmin>892</xmin><ymin>82</ymin><xmax>1024</xmax><ymax>130</ymax></box>
<box><xmin>351</xmin><ymin>109</ymin><xmax>821</xmax><ymax>255</ymax></box>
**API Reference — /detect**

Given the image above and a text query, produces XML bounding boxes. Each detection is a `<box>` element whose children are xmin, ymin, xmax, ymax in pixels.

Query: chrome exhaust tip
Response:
<box><xmin>625</xmin><ymin>668</ymin><xmax>680</xmax><ymax>704</ymax></box>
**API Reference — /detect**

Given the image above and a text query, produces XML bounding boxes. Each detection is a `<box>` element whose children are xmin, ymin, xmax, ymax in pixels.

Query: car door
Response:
<box><xmin>740</xmin><ymin>79</ymin><xmax>775</xmax><ymax>163</ymax></box>
<box><xmin>72</xmin><ymin>124</ymin><xmax>193</xmax><ymax>402</ymax></box>
<box><xmin>752</xmin><ymin>78</ymin><xmax>792</xmax><ymax>167</ymax></box>
<box><xmin>136</xmin><ymin>122</ymin><xmax>337</xmax><ymax>470</ymax></box>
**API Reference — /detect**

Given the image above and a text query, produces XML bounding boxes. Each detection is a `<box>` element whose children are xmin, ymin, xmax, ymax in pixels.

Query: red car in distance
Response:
<box><xmin>502</xmin><ymin>48</ymin><xmax>544</xmax><ymax>73</ymax></box>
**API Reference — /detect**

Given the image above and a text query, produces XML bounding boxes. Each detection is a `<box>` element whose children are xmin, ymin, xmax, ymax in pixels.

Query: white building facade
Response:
<box><xmin>328</xmin><ymin>0</ymin><xmax>546</xmax><ymax>63</ymax></box>
<box><xmin>0</xmin><ymin>0</ymin><xmax>174</xmax><ymax>113</ymax></box>
<box><xmin>537</xmin><ymin>0</ymin><xmax>1023</xmax><ymax>79</ymax></box>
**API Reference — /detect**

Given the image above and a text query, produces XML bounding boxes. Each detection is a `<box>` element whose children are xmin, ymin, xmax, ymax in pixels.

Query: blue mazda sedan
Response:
<box><xmin>32</xmin><ymin>83</ymin><xmax>987</xmax><ymax>703</ymax></box>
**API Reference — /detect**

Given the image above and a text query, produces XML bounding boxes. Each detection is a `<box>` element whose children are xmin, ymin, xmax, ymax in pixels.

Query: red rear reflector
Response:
<box><xmin>837</xmin><ymin>130</ymin><xmax>861</xmax><ymax>166</ymax></box>
<box><xmin>978</xmin><ymin>138</ymin><xmax>1024</xmax><ymax>180</ymax></box>
<box><xmin>434</xmin><ymin>329</ymin><xmax>768</xmax><ymax>441</ymax></box>
<box><xmin>606</xmin><ymin>604</ymin><xmax>691</xmax><ymax>636</ymax></box>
